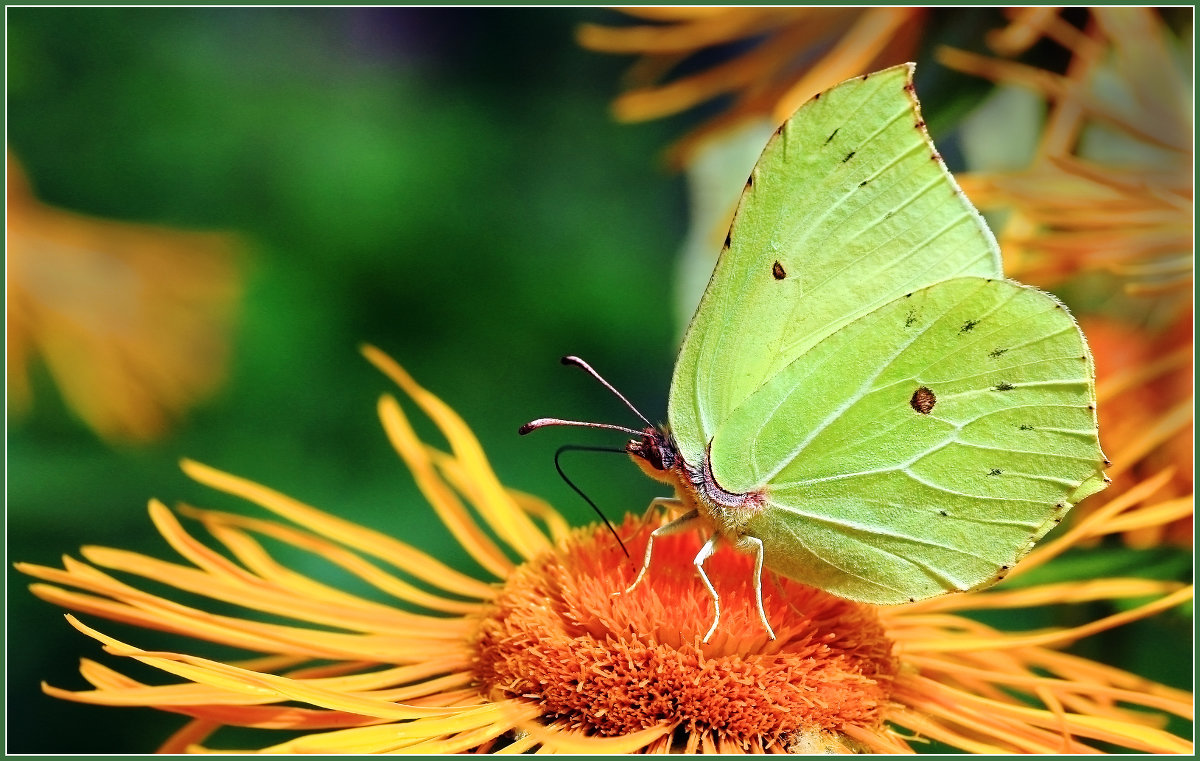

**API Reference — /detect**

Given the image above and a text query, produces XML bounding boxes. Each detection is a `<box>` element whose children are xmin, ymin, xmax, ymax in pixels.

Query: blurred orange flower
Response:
<box><xmin>578</xmin><ymin>7</ymin><xmax>926</xmax><ymax>168</ymax></box>
<box><xmin>7</xmin><ymin>151</ymin><xmax>241</xmax><ymax>442</ymax></box>
<box><xmin>1082</xmin><ymin>310</ymin><xmax>1192</xmax><ymax>546</ymax></box>
<box><xmin>19</xmin><ymin>349</ymin><xmax>1192</xmax><ymax>753</ymax></box>
<box><xmin>945</xmin><ymin>7</ymin><xmax>1191</xmax><ymax>295</ymax></box>
<box><xmin>942</xmin><ymin>7</ymin><xmax>1193</xmax><ymax>546</ymax></box>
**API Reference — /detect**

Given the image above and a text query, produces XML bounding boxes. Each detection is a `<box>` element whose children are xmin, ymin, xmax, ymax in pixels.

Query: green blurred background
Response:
<box><xmin>7</xmin><ymin>7</ymin><xmax>1191</xmax><ymax>753</ymax></box>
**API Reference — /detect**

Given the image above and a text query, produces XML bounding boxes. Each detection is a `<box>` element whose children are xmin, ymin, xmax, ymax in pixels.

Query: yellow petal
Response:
<box><xmin>180</xmin><ymin>458</ymin><xmax>497</xmax><ymax>599</ymax></box>
<box><xmin>363</xmin><ymin>345</ymin><xmax>552</xmax><ymax>560</ymax></box>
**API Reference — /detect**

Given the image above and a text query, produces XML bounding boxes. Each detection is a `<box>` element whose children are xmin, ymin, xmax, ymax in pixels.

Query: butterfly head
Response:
<box><xmin>626</xmin><ymin>426</ymin><xmax>682</xmax><ymax>483</ymax></box>
<box><xmin>521</xmin><ymin>355</ymin><xmax>683</xmax><ymax>482</ymax></box>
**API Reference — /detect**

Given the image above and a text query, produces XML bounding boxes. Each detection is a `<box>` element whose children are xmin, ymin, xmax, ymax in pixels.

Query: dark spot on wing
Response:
<box><xmin>842</xmin><ymin>151</ymin><xmax>856</xmax><ymax>163</ymax></box>
<box><xmin>938</xmin><ymin>510</ymin><xmax>948</xmax><ymax>517</ymax></box>
<box><xmin>994</xmin><ymin>382</ymin><xmax>1015</xmax><ymax>392</ymax></box>
<box><xmin>859</xmin><ymin>179</ymin><xmax>869</xmax><ymax>187</ymax></box>
<box><xmin>813</xmin><ymin>92</ymin><xmax>821</xmax><ymax>100</ymax></box>
<box><xmin>904</xmin><ymin>309</ymin><xmax>917</xmax><ymax>327</ymax></box>
<box><xmin>825</xmin><ymin>128</ymin><xmax>839</xmax><ymax>145</ymax></box>
<box><xmin>1018</xmin><ymin>424</ymin><xmax>1034</xmax><ymax>431</ymax></box>
<box><xmin>862</xmin><ymin>73</ymin><xmax>870</xmax><ymax>80</ymax></box>
<box><xmin>746</xmin><ymin>174</ymin><xmax>754</xmax><ymax>189</ymax></box>
<box><xmin>910</xmin><ymin>386</ymin><xmax>936</xmax><ymax>414</ymax></box>
<box><xmin>988</xmin><ymin>469</ymin><xmax>1002</xmax><ymax>476</ymax></box>
<box><xmin>723</xmin><ymin>231</ymin><xmax>731</xmax><ymax>249</ymax></box>
<box><xmin>989</xmin><ymin>348</ymin><xmax>1009</xmax><ymax>358</ymax></box>
<box><xmin>914</xmin><ymin>120</ymin><xmax>926</xmax><ymax>129</ymax></box>
<box><xmin>903</xmin><ymin>83</ymin><xmax>915</xmax><ymax>93</ymax></box>
<box><xmin>772</xmin><ymin>260</ymin><xmax>786</xmax><ymax>280</ymax></box>
<box><xmin>961</xmin><ymin>319</ymin><xmax>979</xmax><ymax>333</ymax></box>
<box><xmin>931</xmin><ymin>153</ymin><xmax>942</xmax><ymax>163</ymax></box>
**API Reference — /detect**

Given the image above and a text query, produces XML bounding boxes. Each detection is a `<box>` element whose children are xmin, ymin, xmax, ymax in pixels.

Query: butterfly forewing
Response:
<box><xmin>708</xmin><ymin>277</ymin><xmax>1107</xmax><ymax>604</ymax></box>
<box><xmin>668</xmin><ymin>63</ymin><xmax>1004</xmax><ymax>465</ymax></box>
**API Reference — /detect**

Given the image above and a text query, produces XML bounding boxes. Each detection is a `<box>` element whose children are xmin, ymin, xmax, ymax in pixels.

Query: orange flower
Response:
<box><xmin>6</xmin><ymin>150</ymin><xmax>241</xmax><ymax>442</ymax></box>
<box><xmin>19</xmin><ymin>348</ymin><xmax>1192</xmax><ymax>753</ymax></box>
<box><xmin>578</xmin><ymin>7</ymin><xmax>927</xmax><ymax>168</ymax></box>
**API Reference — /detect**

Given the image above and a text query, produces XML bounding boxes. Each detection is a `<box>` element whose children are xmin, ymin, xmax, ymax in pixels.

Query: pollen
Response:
<box><xmin>472</xmin><ymin>516</ymin><xmax>898</xmax><ymax>751</ymax></box>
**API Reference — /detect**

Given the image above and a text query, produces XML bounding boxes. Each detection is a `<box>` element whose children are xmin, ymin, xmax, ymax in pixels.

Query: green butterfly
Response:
<box><xmin>523</xmin><ymin>63</ymin><xmax>1108</xmax><ymax>642</ymax></box>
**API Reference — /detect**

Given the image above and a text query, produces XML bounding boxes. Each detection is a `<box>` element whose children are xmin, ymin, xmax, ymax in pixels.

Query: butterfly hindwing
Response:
<box><xmin>668</xmin><ymin>64</ymin><xmax>1004</xmax><ymax>466</ymax></box>
<box><xmin>707</xmin><ymin>277</ymin><xmax>1107</xmax><ymax>603</ymax></box>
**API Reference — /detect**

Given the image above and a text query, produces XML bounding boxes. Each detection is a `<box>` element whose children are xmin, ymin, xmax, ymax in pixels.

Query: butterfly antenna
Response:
<box><xmin>519</xmin><ymin>418</ymin><xmax>643</xmax><ymax>436</ymax></box>
<box><xmin>560</xmin><ymin>355</ymin><xmax>655</xmax><ymax>429</ymax></box>
<box><xmin>554</xmin><ymin>444</ymin><xmax>629</xmax><ymax>558</ymax></box>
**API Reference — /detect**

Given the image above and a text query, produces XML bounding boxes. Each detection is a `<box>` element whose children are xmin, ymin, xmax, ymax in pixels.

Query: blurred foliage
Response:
<box><xmin>5</xmin><ymin>7</ymin><xmax>1192</xmax><ymax>753</ymax></box>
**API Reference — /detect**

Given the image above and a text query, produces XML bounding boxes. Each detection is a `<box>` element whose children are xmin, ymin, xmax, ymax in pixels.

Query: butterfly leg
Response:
<box><xmin>733</xmin><ymin>534</ymin><xmax>777</xmax><ymax>641</ymax></box>
<box><xmin>639</xmin><ymin>496</ymin><xmax>684</xmax><ymax>528</ymax></box>
<box><xmin>619</xmin><ymin>507</ymin><xmax>700</xmax><ymax>596</ymax></box>
<box><xmin>694</xmin><ymin>534</ymin><xmax>724</xmax><ymax>643</ymax></box>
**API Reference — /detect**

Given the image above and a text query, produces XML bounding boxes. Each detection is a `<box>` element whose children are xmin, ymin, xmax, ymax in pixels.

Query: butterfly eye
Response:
<box><xmin>626</xmin><ymin>431</ymin><xmax>677</xmax><ymax>472</ymax></box>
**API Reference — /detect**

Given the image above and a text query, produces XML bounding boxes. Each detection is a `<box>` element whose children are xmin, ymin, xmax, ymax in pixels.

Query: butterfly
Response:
<box><xmin>522</xmin><ymin>63</ymin><xmax>1109</xmax><ymax>643</ymax></box>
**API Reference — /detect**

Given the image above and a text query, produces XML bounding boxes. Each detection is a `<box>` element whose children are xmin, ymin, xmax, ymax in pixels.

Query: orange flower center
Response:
<box><xmin>473</xmin><ymin>516</ymin><xmax>899</xmax><ymax>750</ymax></box>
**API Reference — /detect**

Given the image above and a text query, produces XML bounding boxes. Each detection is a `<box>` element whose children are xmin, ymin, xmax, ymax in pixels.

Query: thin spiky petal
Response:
<box><xmin>180</xmin><ymin>458</ymin><xmax>496</xmax><ymax>599</ymax></box>
<box><xmin>364</xmin><ymin>344</ymin><xmax>552</xmax><ymax>561</ymax></box>
<box><xmin>577</xmin><ymin>8</ymin><xmax>926</xmax><ymax>168</ymax></box>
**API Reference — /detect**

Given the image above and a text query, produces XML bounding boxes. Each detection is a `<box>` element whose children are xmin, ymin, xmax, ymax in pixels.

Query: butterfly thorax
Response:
<box><xmin>627</xmin><ymin>428</ymin><xmax>766</xmax><ymax>539</ymax></box>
